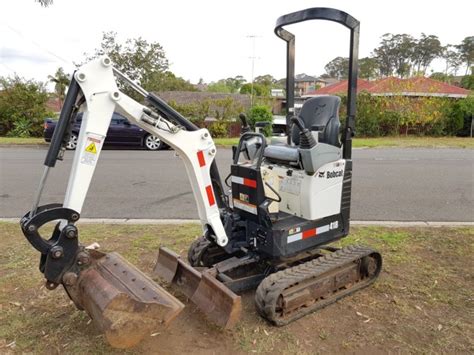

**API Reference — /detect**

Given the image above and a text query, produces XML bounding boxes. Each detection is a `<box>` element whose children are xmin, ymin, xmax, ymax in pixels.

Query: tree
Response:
<box><xmin>143</xmin><ymin>71</ymin><xmax>196</xmax><ymax>92</ymax></box>
<box><xmin>48</xmin><ymin>67</ymin><xmax>69</xmax><ymax>110</ymax></box>
<box><xmin>441</xmin><ymin>45</ymin><xmax>462</xmax><ymax>78</ymax></box>
<box><xmin>254</xmin><ymin>74</ymin><xmax>277</xmax><ymax>87</ymax></box>
<box><xmin>225</xmin><ymin>76</ymin><xmax>246</xmax><ymax>93</ymax></box>
<box><xmin>324</xmin><ymin>57</ymin><xmax>349</xmax><ymax>79</ymax></box>
<box><xmin>0</xmin><ymin>76</ymin><xmax>53</xmax><ymax>137</ymax></box>
<box><xmin>457</xmin><ymin>36</ymin><xmax>474</xmax><ymax>75</ymax></box>
<box><xmin>207</xmin><ymin>80</ymin><xmax>232</xmax><ymax>93</ymax></box>
<box><xmin>206</xmin><ymin>76</ymin><xmax>246</xmax><ymax>93</ymax></box>
<box><xmin>359</xmin><ymin>57</ymin><xmax>379</xmax><ymax>80</ymax></box>
<box><xmin>411</xmin><ymin>33</ymin><xmax>442</xmax><ymax>75</ymax></box>
<box><xmin>460</xmin><ymin>70</ymin><xmax>474</xmax><ymax>90</ymax></box>
<box><xmin>430</xmin><ymin>72</ymin><xmax>450</xmax><ymax>82</ymax></box>
<box><xmin>240</xmin><ymin>83</ymin><xmax>269</xmax><ymax>96</ymax></box>
<box><xmin>373</xmin><ymin>33</ymin><xmax>416</xmax><ymax>78</ymax></box>
<box><xmin>83</xmin><ymin>32</ymin><xmax>193</xmax><ymax>99</ymax></box>
<box><xmin>36</xmin><ymin>0</ymin><xmax>52</xmax><ymax>6</ymax></box>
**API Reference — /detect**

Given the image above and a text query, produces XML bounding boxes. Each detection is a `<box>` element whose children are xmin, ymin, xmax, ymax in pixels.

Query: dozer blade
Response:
<box><xmin>65</xmin><ymin>250</ymin><xmax>184</xmax><ymax>349</ymax></box>
<box><xmin>153</xmin><ymin>247</ymin><xmax>241</xmax><ymax>329</ymax></box>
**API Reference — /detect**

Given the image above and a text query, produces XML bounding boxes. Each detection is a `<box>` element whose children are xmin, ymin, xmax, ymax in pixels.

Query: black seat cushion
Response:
<box><xmin>292</xmin><ymin>96</ymin><xmax>341</xmax><ymax>147</ymax></box>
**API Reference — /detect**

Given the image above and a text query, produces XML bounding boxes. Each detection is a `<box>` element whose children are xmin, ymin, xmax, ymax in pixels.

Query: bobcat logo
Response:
<box><xmin>318</xmin><ymin>171</ymin><xmax>325</xmax><ymax>178</ymax></box>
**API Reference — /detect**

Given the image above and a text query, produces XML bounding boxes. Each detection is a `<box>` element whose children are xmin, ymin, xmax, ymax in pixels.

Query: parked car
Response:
<box><xmin>44</xmin><ymin>112</ymin><xmax>165</xmax><ymax>150</ymax></box>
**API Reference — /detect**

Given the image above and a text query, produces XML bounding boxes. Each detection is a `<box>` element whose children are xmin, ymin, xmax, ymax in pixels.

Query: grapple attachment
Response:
<box><xmin>65</xmin><ymin>250</ymin><xmax>184</xmax><ymax>348</ymax></box>
<box><xmin>153</xmin><ymin>247</ymin><xmax>241</xmax><ymax>329</ymax></box>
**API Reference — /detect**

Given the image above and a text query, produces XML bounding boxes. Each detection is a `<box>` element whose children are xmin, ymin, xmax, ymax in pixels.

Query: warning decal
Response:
<box><xmin>80</xmin><ymin>133</ymin><xmax>103</xmax><ymax>166</ymax></box>
<box><xmin>85</xmin><ymin>142</ymin><xmax>97</xmax><ymax>154</ymax></box>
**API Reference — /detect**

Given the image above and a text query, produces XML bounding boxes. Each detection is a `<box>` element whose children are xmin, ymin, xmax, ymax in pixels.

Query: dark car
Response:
<box><xmin>44</xmin><ymin>112</ymin><xmax>165</xmax><ymax>150</ymax></box>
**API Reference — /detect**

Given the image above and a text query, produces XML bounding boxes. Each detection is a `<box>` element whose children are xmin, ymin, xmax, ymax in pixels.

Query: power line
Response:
<box><xmin>5</xmin><ymin>24</ymin><xmax>73</xmax><ymax>65</ymax></box>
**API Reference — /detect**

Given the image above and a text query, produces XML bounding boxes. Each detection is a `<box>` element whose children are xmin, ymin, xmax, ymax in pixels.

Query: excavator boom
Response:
<box><xmin>20</xmin><ymin>57</ymin><xmax>239</xmax><ymax>348</ymax></box>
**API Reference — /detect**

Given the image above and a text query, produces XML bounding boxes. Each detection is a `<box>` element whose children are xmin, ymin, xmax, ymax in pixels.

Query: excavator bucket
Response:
<box><xmin>153</xmin><ymin>247</ymin><xmax>241</xmax><ymax>329</ymax></box>
<box><xmin>65</xmin><ymin>250</ymin><xmax>184</xmax><ymax>349</ymax></box>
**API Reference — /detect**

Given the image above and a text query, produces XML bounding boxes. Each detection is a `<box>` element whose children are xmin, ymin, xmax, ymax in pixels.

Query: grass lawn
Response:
<box><xmin>0</xmin><ymin>222</ymin><xmax>472</xmax><ymax>353</ymax></box>
<box><xmin>0</xmin><ymin>136</ymin><xmax>472</xmax><ymax>148</ymax></box>
<box><xmin>216</xmin><ymin>136</ymin><xmax>474</xmax><ymax>148</ymax></box>
<box><xmin>0</xmin><ymin>137</ymin><xmax>46</xmax><ymax>145</ymax></box>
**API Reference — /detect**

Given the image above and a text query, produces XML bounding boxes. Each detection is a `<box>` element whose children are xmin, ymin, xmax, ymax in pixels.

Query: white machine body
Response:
<box><xmin>261</xmin><ymin>159</ymin><xmax>346</xmax><ymax>220</ymax></box>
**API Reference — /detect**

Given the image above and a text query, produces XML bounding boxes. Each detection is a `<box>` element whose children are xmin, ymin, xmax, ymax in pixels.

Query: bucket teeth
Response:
<box><xmin>65</xmin><ymin>250</ymin><xmax>184</xmax><ymax>349</ymax></box>
<box><xmin>153</xmin><ymin>247</ymin><xmax>241</xmax><ymax>329</ymax></box>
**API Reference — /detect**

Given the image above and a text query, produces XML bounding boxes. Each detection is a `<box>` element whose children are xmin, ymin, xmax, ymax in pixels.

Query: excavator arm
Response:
<box><xmin>20</xmin><ymin>57</ymin><xmax>239</xmax><ymax>348</ymax></box>
<box><xmin>63</xmin><ymin>57</ymin><xmax>228</xmax><ymax>246</ymax></box>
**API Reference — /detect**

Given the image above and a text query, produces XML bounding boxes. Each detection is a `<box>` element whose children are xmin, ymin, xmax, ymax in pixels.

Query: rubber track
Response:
<box><xmin>255</xmin><ymin>245</ymin><xmax>382</xmax><ymax>326</ymax></box>
<box><xmin>187</xmin><ymin>236</ymin><xmax>211</xmax><ymax>266</ymax></box>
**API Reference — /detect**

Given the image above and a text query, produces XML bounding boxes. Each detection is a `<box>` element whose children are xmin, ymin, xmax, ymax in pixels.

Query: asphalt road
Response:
<box><xmin>1</xmin><ymin>146</ymin><xmax>473</xmax><ymax>221</ymax></box>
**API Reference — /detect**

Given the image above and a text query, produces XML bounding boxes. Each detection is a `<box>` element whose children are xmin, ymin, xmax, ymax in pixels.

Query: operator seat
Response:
<box><xmin>292</xmin><ymin>96</ymin><xmax>341</xmax><ymax>147</ymax></box>
<box><xmin>264</xmin><ymin>96</ymin><xmax>341</xmax><ymax>165</ymax></box>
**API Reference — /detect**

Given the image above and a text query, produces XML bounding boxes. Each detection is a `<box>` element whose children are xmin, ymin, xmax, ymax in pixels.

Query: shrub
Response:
<box><xmin>247</xmin><ymin>105</ymin><xmax>273</xmax><ymax>136</ymax></box>
<box><xmin>207</xmin><ymin>121</ymin><xmax>229</xmax><ymax>138</ymax></box>
<box><xmin>340</xmin><ymin>93</ymin><xmax>470</xmax><ymax>137</ymax></box>
<box><xmin>0</xmin><ymin>76</ymin><xmax>53</xmax><ymax>137</ymax></box>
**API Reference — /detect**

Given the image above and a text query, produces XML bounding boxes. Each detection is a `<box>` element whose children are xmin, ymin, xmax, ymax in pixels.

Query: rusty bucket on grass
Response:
<box><xmin>65</xmin><ymin>250</ymin><xmax>184</xmax><ymax>348</ymax></box>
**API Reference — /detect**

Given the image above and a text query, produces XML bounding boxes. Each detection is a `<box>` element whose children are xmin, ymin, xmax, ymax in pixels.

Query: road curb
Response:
<box><xmin>0</xmin><ymin>144</ymin><xmax>47</xmax><ymax>148</ymax></box>
<box><xmin>2</xmin><ymin>218</ymin><xmax>473</xmax><ymax>227</ymax></box>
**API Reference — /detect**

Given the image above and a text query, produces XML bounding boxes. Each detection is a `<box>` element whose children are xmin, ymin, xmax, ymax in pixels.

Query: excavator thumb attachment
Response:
<box><xmin>64</xmin><ymin>250</ymin><xmax>184</xmax><ymax>348</ymax></box>
<box><xmin>153</xmin><ymin>247</ymin><xmax>241</xmax><ymax>329</ymax></box>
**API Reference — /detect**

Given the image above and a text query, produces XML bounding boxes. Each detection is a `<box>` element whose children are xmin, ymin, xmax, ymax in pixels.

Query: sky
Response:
<box><xmin>0</xmin><ymin>0</ymin><xmax>472</xmax><ymax>89</ymax></box>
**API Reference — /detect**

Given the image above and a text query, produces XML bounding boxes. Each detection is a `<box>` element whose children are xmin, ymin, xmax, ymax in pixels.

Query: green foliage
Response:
<box><xmin>254</xmin><ymin>74</ymin><xmax>277</xmax><ymax>87</ymax></box>
<box><xmin>207</xmin><ymin>76</ymin><xmax>246</xmax><ymax>94</ymax></box>
<box><xmin>239</xmin><ymin>83</ymin><xmax>269</xmax><ymax>96</ymax></box>
<box><xmin>247</xmin><ymin>105</ymin><xmax>273</xmax><ymax>136</ymax></box>
<box><xmin>143</xmin><ymin>71</ymin><xmax>196</xmax><ymax>92</ymax></box>
<box><xmin>207</xmin><ymin>81</ymin><xmax>232</xmax><ymax>93</ymax></box>
<box><xmin>168</xmin><ymin>97</ymin><xmax>243</xmax><ymax>123</ymax></box>
<box><xmin>430</xmin><ymin>72</ymin><xmax>450</xmax><ymax>82</ymax></box>
<box><xmin>457</xmin><ymin>36</ymin><xmax>473</xmax><ymax>73</ymax></box>
<box><xmin>35</xmin><ymin>0</ymin><xmax>53</xmax><ymax>6</ymax></box>
<box><xmin>324</xmin><ymin>57</ymin><xmax>349</xmax><ymax>79</ymax></box>
<box><xmin>207</xmin><ymin>121</ymin><xmax>229</xmax><ymax>138</ymax></box>
<box><xmin>48</xmin><ymin>67</ymin><xmax>69</xmax><ymax>109</ymax></box>
<box><xmin>359</xmin><ymin>57</ymin><xmax>379</xmax><ymax>80</ymax></box>
<box><xmin>0</xmin><ymin>76</ymin><xmax>53</xmax><ymax>137</ymax></box>
<box><xmin>348</xmin><ymin>92</ymin><xmax>471</xmax><ymax>137</ymax></box>
<box><xmin>460</xmin><ymin>71</ymin><xmax>474</xmax><ymax>89</ymax></box>
<box><xmin>84</xmin><ymin>32</ymin><xmax>195</xmax><ymax>100</ymax></box>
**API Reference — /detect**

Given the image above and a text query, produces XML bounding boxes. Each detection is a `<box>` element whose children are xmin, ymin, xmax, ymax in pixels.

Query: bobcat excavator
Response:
<box><xmin>20</xmin><ymin>7</ymin><xmax>382</xmax><ymax>349</ymax></box>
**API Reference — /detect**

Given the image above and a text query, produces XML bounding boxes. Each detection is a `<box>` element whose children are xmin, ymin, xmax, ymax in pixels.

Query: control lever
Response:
<box><xmin>291</xmin><ymin>116</ymin><xmax>316</xmax><ymax>149</ymax></box>
<box><xmin>239</xmin><ymin>113</ymin><xmax>251</xmax><ymax>134</ymax></box>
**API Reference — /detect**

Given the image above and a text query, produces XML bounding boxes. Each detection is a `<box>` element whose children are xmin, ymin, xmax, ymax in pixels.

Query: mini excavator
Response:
<box><xmin>20</xmin><ymin>7</ymin><xmax>381</xmax><ymax>349</ymax></box>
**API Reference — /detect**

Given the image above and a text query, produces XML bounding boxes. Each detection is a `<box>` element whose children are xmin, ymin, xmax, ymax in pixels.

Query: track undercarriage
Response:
<box><xmin>155</xmin><ymin>237</ymin><xmax>382</xmax><ymax>327</ymax></box>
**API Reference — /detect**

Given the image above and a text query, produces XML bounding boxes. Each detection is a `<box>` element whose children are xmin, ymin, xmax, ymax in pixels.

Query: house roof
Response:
<box><xmin>156</xmin><ymin>91</ymin><xmax>251</xmax><ymax>107</ymax></box>
<box><xmin>295</xmin><ymin>74</ymin><xmax>317</xmax><ymax>82</ymax></box>
<box><xmin>366</xmin><ymin>77</ymin><xmax>470</xmax><ymax>97</ymax></box>
<box><xmin>304</xmin><ymin>79</ymin><xmax>372</xmax><ymax>96</ymax></box>
<box><xmin>304</xmin><ymin>77</ymin><xmax>470</xmax><ymax>98</ymax></box>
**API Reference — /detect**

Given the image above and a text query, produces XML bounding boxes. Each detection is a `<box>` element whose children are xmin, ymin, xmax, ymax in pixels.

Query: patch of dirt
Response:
<box><xmin>1</xmin><ymin>224</ymin><xmax>473</xmax><ymax>354</ymax></box>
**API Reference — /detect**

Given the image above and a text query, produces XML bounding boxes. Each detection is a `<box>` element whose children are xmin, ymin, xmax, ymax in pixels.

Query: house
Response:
<box><xmin>294</xmin><ymin>74</ymin><xmax>327</xmax><ymax>96</ymax></box>
<box><xmin>304</xmin><ymin>77</ymin><xmax>471</xmax><ymax>98</ymax></box>
<box><xmin>46</xmin><ymin>96</ymin><xmax>62</xmax><ymax>115</ymax></box>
